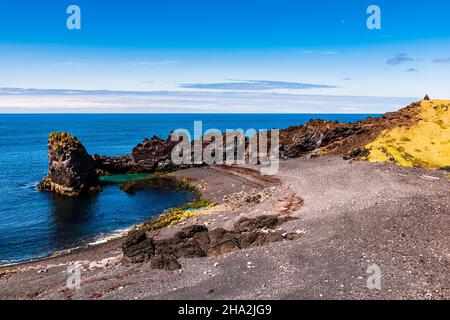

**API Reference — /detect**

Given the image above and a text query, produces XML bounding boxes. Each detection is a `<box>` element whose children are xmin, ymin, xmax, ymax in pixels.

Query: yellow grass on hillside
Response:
<box><xmin>365</xmin><ymin>100</ymin><xmax>450</xmax><ymax>169</ymax></box>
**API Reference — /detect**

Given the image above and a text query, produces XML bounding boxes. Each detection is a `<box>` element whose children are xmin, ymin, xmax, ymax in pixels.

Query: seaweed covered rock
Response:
<box><xmin>37</xmin><ymin>132</ymin><xmax>101</xmax><ymax>197</ymax></box>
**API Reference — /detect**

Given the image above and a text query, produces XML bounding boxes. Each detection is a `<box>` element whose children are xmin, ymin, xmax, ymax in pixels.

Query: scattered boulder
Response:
<box><xmin>236</xmin><ymin>231</ymin><xmax>262</xmax><ymax>248</ymax></box>
<box><xmin>37</xmin><ymin>132</ymin><xmax>101</xmax><ymax>197</ymax></box>
<box><xmin>121</xmin><ymin>230</ymin><xmax>155</xmax><ymax>263</ymax></box>
<box><xmin>121</xmin><ymin>214</ymin><xmax>300</xmax><ymax>270</ymax></box>
<box><xmin>120</xmin><ymin>181</ymin><xmax>138</xmax><ymax>194</ymax></box>
<box><xmin>206</xmin><ymin>228</ymin><xmax>239</xmax><ymax>256</ymax></box>
<box><xmin>158</xmin><ymin>238</ymin><xmax>206</xmax><ymax>259</ymax></box>
<box><xmin>150</xmin><ymin>254</ymin><xmax>181</xmax><ymax>271</ymax></box>
<box><xmin>180</xmin><ymin>224</ymin><xmax>208</xmax><ymax>237</ymax></box>
<box><xmin>234</xmin><ymin>215</ymin><xmax>296</xmax><ymax>232</ymax></box>
<box><xmin>192</xmin><ymin>230</ymin><xmax>211</xmax><ymax>253</ymax></box>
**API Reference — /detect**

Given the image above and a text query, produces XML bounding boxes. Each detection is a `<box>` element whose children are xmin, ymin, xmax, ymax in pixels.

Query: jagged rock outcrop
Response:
<box><xmin>38</xmin><ymin>132</ymin><xmax>101</xmax><ymax>197</ymax></box>
<box><xmin>38</xmin><ymin>100</ymin><xmax>436</xmax><ymax>195</ymax></box>
<box><xmin>282</xmin><ymin>130</ymin><xmax>323</xmax><ymax>158</ymax></box>
<box><xmin>93</xmin><ymin>135</ymin><xmax>189</xmax><ymax>174</ymax></box>
<box><xmin>131</xmin><ymin>135</ymin><xmax>178</xmax><ymax>171</ymax></box>
<box><xmin>122</xmin><ymin>215</ymin><xmax>298</xmax><ymax>270</ymax></box>
<box><xmin>279</xmin><ymin>102</ymin><xmax>422</xmax><ymax>159</ymax></box>
<box><xmin>92</xmin><ymin>154</ymin><xmax>136</xmax><ymax>174</ymax></box>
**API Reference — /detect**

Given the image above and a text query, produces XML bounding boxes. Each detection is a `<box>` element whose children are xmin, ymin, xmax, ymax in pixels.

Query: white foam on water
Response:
<box><xmin>19</xmin><ymin>181</ymin><xmax>41</xmax><ymax>190</ymax></box>
<box><xmin>87</xmin><ymin>226</ymin><xmax>135</xmax><ymax>246</ymax></box>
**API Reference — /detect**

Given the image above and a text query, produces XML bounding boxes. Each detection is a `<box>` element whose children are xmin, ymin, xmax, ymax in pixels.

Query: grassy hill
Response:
<box><xmin>364</xmin><ymin>100</ymin><xmax>450</xmax><ymax>170</ymax></box>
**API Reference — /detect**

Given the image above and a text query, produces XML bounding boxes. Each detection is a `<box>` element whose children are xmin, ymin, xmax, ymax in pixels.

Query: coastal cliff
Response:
<box><xmin>279</xmin><ymin>99</ymin><xmax>450</xmax><ymax>170</ymax></box>
<box><xmin>38</xmin><ymin>99</ymin><xmax>449</xmax><ymax>197</ymax></box>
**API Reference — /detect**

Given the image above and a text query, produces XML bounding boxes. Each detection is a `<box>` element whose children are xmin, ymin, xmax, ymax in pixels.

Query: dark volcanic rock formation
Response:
<box><xmin>92</xmin><ymin>154</ymin><xmax>135</xmax><ymax>174</ymax></box>
<box><xmin>131</xmin><ymin>135</ymin><xmax>178</xmax><ymax>172</ymax></box>
<box><xmin>93</xmin><ymin>135</ymin><xmax>191</xmax><ymax>174</ymax></box>
<box><xmin>38</xmin><ymin>132</ymin><xmax>101</xmax><ymax>197</ymax></box>
<box><xmin>279</xmin><ymin>102</ymin><xmax>422</xmax><ymax>159</ymax></box>
<box><xmin>122</xmin><ymin>215</ymin><xmax>298</xmax><ymax>270</ymax></box>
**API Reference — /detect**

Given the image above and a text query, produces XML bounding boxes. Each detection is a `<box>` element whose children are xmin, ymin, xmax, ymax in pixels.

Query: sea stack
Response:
<box><xmin>38</xmin><ymin>132</ymin><xmax>102</xmax><ymax>197</ymax></box>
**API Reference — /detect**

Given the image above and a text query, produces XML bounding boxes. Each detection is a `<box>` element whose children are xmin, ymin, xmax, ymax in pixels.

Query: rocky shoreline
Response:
<box><xmin>37</xmin><ymin>101</ymin><xmax>422</xmax><ymax>197</ymax></box>
<box><xmin>1</xmin><ymin>156</ymin><xmax>448</xmax><ymax>299</ymax></box>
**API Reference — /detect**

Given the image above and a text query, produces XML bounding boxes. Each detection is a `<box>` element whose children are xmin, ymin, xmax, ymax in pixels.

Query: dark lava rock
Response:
<box><xmin>206</xmin><ymin>228</ymin><xmax>239</xmax><ymax>256</ymax></box>
<box><xmin>321</xmin><ymin>126</ymin><xmax>357</xmax><ymax>146</ymax></box>
<box><xmin>37</xmin><ymin>132</ymin><xmax>101</xmax><ymax>197</ymax></box>
<box><xmin>237</xmin><ymin>230</ymin><xmax>287</xmax><ymax>248</ymax></box>
<box><xmin>120</xmin><ymin>181</ymin><xmax>139</xmax><ymax>194</ymax></box>
<box><xmin>154</xmin><ymin>226</ymin><xmax>209</xmax><ymax>259</ymax></box>
<box><xmin>121</xmin><ymin>215</ymin><xmax>299</xmax><ymax>270</ymax></box>
<box><xmin>424</xmin><ymin>94</ymin><xmax>430</xmax><ymax>101</ymax></box>
<box><xmin>234</xmin><ymin>215</ymin><xmax>296</xmax><ymax>232</ymax></box>
<box><xmin>283</xmin><ymin>130</ymin><xmax>323</xmax><ymax>157</ymax></box>
<box><xmin>121</xmin><ymin>230</ymin><xmax>155</xmax><ymax>263</ymax></box>
<box><xmin>157</xmin><ymin>238</ymin><xmax>206</xmax><ymax>259</ymax></box>
<box><xmin>177</xmin><ymin>225</ymin><xmax>208</xmax><ymax>239</ymax></box>
<box><xmin>234</xmin><ymin>215</ymin><xmax>279</xmax><ymax>232</ymax></box>
<box><xmin>236</xmin><ymin>231</ymin><xmax>264</xmax><ymax>248</ymax></box>
<box><xmin>93</xmin><ymin>154</ymin><xmax>137</xmax><ymax>174</ymax></box>
<box><xmin>192</xmin><ymin>231</ymin><xmax>211</xmax><ymax>253</ymax></box>
<box><xmin>150</xmin><ymin>254</ymin><xmax>181</xmax><ymax>271</ymax></box>
<box><xmin>132</xmin><ymin>135</ymin><xmax>178</xmax><ymax>172</ymax></box>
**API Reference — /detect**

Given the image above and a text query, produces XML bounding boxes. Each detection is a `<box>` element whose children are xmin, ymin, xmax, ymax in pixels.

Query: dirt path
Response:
<box><xmin>0</xmin><ymin>156</ymin><xmax>448</xmax><ymax>300</ymax></box>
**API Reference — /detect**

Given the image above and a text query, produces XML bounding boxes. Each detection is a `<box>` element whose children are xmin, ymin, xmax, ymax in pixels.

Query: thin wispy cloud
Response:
<box><xmin>179</xmin><ymin>80</ymin><xmax>337</xmax><ymax>91</ymax></box>
<box><xmin>299</xmin><ymin>50</ymin><xmax>339</xmax><ymax>55</ymax></box>
<box><xmin>0</xmin><ymin>87</ymin><xmax>416</xmax><ymax>114</ymax></box>
<box><xmin>406</xmin><ymin>68</ymin><xmax>419</xmax><ymax>72</ymax></box>
<box><xmin>132</xmin><ymin>60</ymin><xmax>180</xmax><ymax>66</ymax></box>
<box><xmin>62</xmin><ymin>61</ymin><xmax>84</xmax><ymax>66</ymax></box>
<box><xmin>432</xmin><ymin>57</ymin><xmax>450</xmax><ymax>63</ymax></box>
<box><xmin>387</xmin><ymin>53</ymin><xmax>414</xmax><ymax>66</ymax></box>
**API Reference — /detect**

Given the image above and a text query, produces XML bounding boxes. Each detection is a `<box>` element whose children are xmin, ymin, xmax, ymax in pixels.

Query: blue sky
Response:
<box><xmin>0</xmin><ymin>0</ymin><xmax>449</xmax><ymax>112</ymax></box>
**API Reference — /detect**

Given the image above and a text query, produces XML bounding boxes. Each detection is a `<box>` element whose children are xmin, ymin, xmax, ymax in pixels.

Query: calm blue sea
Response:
<box><xmin>0</xmin><ymin>114</ymin><xmax>379</xmax><ymax>266</ymax></box>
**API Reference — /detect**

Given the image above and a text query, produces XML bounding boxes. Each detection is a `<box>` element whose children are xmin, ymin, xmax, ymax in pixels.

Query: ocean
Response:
<box><xmin>0</xmin><ymin>114</ymin><xmax>379</xmax><ymax>266</ymax></box>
